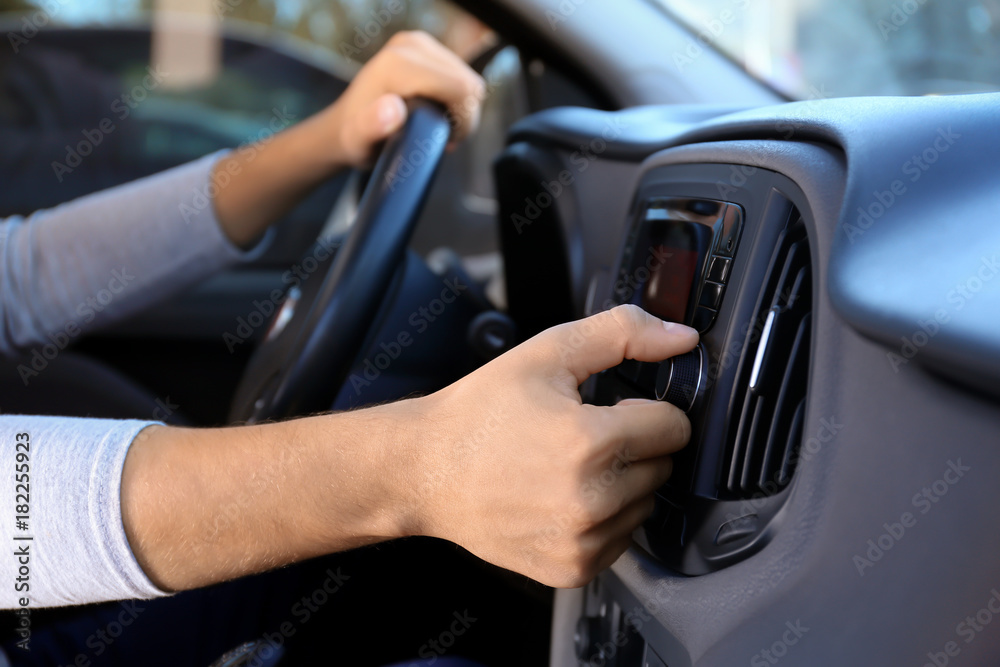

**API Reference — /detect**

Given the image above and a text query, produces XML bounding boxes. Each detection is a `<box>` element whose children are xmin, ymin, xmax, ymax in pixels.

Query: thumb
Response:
<box><xmin>538</xmin><ymin>304</ymin><xmax>699</xmax><ymax>385</ymax></box>
<box><xmin>362</xmin><ymin>93</ymin><xmax>408</xmax><ymax>146</ymax></box>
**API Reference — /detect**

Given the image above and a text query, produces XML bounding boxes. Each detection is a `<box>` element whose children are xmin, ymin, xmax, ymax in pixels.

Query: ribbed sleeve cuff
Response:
<box><xmin>0</xmin><ymin>416</ymin><xmax>169</xmax><ymax>607</ymax></box>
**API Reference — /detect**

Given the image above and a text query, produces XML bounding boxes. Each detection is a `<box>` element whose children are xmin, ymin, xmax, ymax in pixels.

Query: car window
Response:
<box><xmin>650</xmin><ymin>0</ymin><xmax>1000</xmax><ymax>99</ymax></box>
<box><xmin>0</xmin><ymin>0</ymin><xmax>497</xmax><ymax>219</ymax></box>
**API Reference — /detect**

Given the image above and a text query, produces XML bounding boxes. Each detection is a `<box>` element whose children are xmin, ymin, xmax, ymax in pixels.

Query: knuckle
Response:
<box><xmin>396</xmin><ymin>29</ymin><xmax>434</xmax><ymax>47</ymax></box>
<box><xmin>461</xmin><ymin>75</ymin><xmax>485</xmax><ymax>100</ymax></box>
<box><xmin>389</xmin><ymin>30</ymin><xmax>415</xmax><ymax>45</ymax></box>
<box><xmin>564</xmin><ymin>408</ymin><xmax>601</xmax><ymax>455</ymax></box>
<box><xmin>606</xmin><ymin>304</ymin><xmax>645</xmax><ymax>348</ymax></box>
<box><xmin>672</xmin><ymin>409</ymin><xmax>692</xmax><ymax>445</ymax></box>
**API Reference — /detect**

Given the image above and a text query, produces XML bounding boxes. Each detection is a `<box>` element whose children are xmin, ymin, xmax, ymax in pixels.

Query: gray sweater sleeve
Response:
<box><xmin>0</xmin><ymin>154</ymin><xmax>269</xmax><ymax>607</ymax></box>
<box><xmin>0</xmin><ymin>150</ymin><xmax>265</xmax><ymax>357</ymax></box>
<box><xmin>0</xmin><ymin>417</ymin><xmax>165</xmax><ymax>608</ymax></box>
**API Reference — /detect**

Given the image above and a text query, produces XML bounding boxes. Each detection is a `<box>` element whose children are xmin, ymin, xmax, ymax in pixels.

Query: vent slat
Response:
<box><xmin>778</xmin><ymin>399</ymin><xmax>807</xmax><ymax>486</ymax></box>
<box><xmin>721</xmin><ymin>215</ymin><xmax>812</xmax><ymax>499</ymax></box>
<box><xmin>759</xmin><ymin>313</ymin><xmax>811</xmax><ymax>490</ymax></box>
<box><xmin>740</xmin><ymin>399</ymin><xmax>767</xmax><ymax>494</ymax></box>
<box><xmin>727</xmin><ymin>392</ymin><xmax>757</xmax><ymax>492</ymax></box>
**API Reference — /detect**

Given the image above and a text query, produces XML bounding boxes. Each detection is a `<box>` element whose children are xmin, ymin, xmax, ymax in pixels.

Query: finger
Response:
<box><xmin>535</xmin><ymin>304</ymin><xmax>699</xmax><ymax>385</ymax></box>
<box><xmin>356</xmin><ymin>93</ymin><xmax>408</xmax><ymax>148</ymax></box>
<box><xmin>387</xmin><ymin>56</ymin><xmax>483</xmax><ymax>141</ymax></box>
<box><xmin>588</xmin><ymin>496</ymin><xmax>656</xmax><ymax>573</ymax></box>
<box><xmin>583</xmin><ymin>457</ymin><xmax>674</xmax><ymax>523</ymax></box>
<box><xmin>381</xmin><ymin>36</ymin><xmax>485</xmax><ymax>141</ymax></box>
<box><xmin>615</xmin><ymin>398</ymin><xmax>651</xmax><ymax>407</ymax></box>
<box><xmin>589</xmin><ymin>400</ymin><xmax>691</xmax><ymax>461</ymax></box>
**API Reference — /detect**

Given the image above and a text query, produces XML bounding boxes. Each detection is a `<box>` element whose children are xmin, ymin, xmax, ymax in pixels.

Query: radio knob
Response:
<box><xmin>655</xmin><ymin>345</ymin><xmax>704</xmax><ymax>412</ymax></box>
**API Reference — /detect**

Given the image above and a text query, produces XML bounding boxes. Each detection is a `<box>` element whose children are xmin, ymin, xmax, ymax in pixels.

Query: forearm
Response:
<box><xmin>120</xmin><ymin>307</ymin><xmax>698</xmax><ymax>596</ymax></box>
<box><xmin>0</xmin><ymin>154</ymin><xmax>254</xmax><ymax>358</ymax></box>
<box><xmin>210</xmin><ymin>106</ymin><xmax>349</xmax><ymax>248</ymax></box>
<box><xmin>120</xmin><ymin>398</ymin><xmax>426</xmax><ymax>592</ymax></box>
<box><xmin>210</xmin><ymin>30</ymin><xmax>487</xmax><ymax>247</ymax></box>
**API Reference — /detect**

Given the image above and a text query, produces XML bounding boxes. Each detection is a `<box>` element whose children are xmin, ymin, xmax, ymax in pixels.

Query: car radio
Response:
<box><xmin>614</xmin><ymin>197</ymin><xmax>744</xmax><ymax>335</ymax></box>
<box><xmin>607</xmin><ymin>197</ymin><xmax>744</xmax><ymax>414</ymax></box>
<box><xmin>586</xmin><ymin>174</ymin><xmax>812</xmax><ymax>576</ymax></box>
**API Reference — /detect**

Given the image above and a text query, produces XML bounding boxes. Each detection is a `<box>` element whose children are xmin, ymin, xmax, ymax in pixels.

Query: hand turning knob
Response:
<box><xmin>655</xmin><ymin>344</ymin><xmax>704</xmax><ymax>412</ymax></box>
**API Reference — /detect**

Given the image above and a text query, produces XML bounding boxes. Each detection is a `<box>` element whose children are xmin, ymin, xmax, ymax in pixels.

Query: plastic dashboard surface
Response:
<box><xmin>502</xmin><ymin>96</ymin><xmax>1000</xmax><ymax>667</ymax></box>
<box><xmin>508</xmin><ymin>94</ymin><xmax>1000</xmax><ymax>399</ymax></box>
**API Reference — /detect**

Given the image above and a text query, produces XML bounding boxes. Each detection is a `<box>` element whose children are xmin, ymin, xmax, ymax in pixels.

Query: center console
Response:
<box><xmin>585</xmin><ymin>163</ymin><xmax>813</xmax><ymax>577</ymax></box>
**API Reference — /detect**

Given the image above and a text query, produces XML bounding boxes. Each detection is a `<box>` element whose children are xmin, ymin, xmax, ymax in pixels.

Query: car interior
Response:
<box><xmin>2</xmin><ymin>0</ymin><xmax>1000</xmax><ymax>665</ymax></box>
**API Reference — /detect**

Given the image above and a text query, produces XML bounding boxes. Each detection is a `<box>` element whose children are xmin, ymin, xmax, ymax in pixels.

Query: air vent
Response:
<box><xmin>721</xmin><ymin>215</ymin><xmax>812</xmax><ymax>498</ymax></box>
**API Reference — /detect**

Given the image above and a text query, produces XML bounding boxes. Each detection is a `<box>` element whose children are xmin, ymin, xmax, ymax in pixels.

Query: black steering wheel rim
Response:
<box><xmin>229</xmin><ymin>100</ymin><xmax>451</xmax><ymax>423</ymax></box>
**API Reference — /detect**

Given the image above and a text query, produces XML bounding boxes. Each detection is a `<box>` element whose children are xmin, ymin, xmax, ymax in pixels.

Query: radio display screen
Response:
<box><xmin>630</xmin><ymin>219</ymin><xmax>714</xmax><ymax>324</ymax></box>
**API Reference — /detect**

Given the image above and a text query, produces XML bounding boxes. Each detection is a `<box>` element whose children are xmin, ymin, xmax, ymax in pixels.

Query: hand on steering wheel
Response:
<box><xmin>229</xmin><ymin>100</ymin><xmax>451</xmax><ymax>423</ymax></box>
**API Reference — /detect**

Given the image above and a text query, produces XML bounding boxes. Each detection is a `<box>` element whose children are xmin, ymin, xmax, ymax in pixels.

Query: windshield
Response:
<box><xmin>652</xmin><ymin>0</ymin><xmax>1000</xmax><ymax>99</ymax></box>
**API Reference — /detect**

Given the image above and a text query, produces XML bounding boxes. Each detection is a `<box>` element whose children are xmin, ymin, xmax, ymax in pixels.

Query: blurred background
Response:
<box><xmin>3</xmin><ymin>0</ymin><xmax>999</xmax><ymax>225</ymax></box>
<box><xmin>0</xmin><ymin>0</ymin><xmax>520</xmax><ymax>261</ymax></box>
<box><xmin>656</xmin><ymin>0</ymin><xmax>1000</xmax><ymax>98</ymax></box>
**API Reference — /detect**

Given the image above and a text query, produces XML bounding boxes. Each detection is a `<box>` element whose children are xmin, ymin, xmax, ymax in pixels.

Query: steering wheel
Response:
<box><xmin>228</xmin><ymin>100</ymin><xmax>451</xmax><ymax>423</ymax></box>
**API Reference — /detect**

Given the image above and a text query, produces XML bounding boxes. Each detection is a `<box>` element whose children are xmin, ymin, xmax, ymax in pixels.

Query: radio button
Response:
<box><xmin>707</xmin><ymin>256</ymin><xmax>731</xmax><ymax>283</ymax></box>
<box><xmin>699</xmin><ymin>281</ymin><xmax>725</xmax><ymax>310</ymax></box>
<box><xmin>692</xmin><ymin>307</ymin><xmax>717</xmax><ymax>333</ymax></box>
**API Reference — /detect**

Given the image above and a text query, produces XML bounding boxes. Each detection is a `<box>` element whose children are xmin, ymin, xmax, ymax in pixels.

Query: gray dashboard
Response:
<box><xmin>494</xmin><ymin>94</ymin><xmax>1000</xmax><ymax>666</ymax></box>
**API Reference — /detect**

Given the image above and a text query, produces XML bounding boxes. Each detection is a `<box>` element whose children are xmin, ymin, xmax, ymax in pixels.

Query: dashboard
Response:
<box><xmin>494</xmin><ymin>94</ymin><xmax>1000</xmax><ymax>666</ymax></box>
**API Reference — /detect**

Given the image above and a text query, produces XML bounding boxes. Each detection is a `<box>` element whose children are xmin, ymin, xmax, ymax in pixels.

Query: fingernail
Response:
<box><xmin>379</xmin><ymin>99</ymin><xmax>403</xmax><ymax>130</ymax></box>
<box><xmin>662</xmin><ymin>321</ymin><xmax>698</xmax><ymax>336</ymax></box>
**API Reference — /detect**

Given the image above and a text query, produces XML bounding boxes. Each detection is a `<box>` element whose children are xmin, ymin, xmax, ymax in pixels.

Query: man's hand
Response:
<box><xmin>321</xmin><ymin>31</ymin><xmax>487</xmax><ymax>168</ymax></box>
<box><xmin>122</xmin><ymin>306</ymin><xmax>698</xmax><ymax>592</ymax></box>
<box><xmin>211</xmin><ymin>31</ymin><xmax>485</xmax><ymax>247</ymax></box>
<box><xmin>407</xmin><ymin>305</ymin><xmax>698</xmax><ymax>587</ymax></box>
